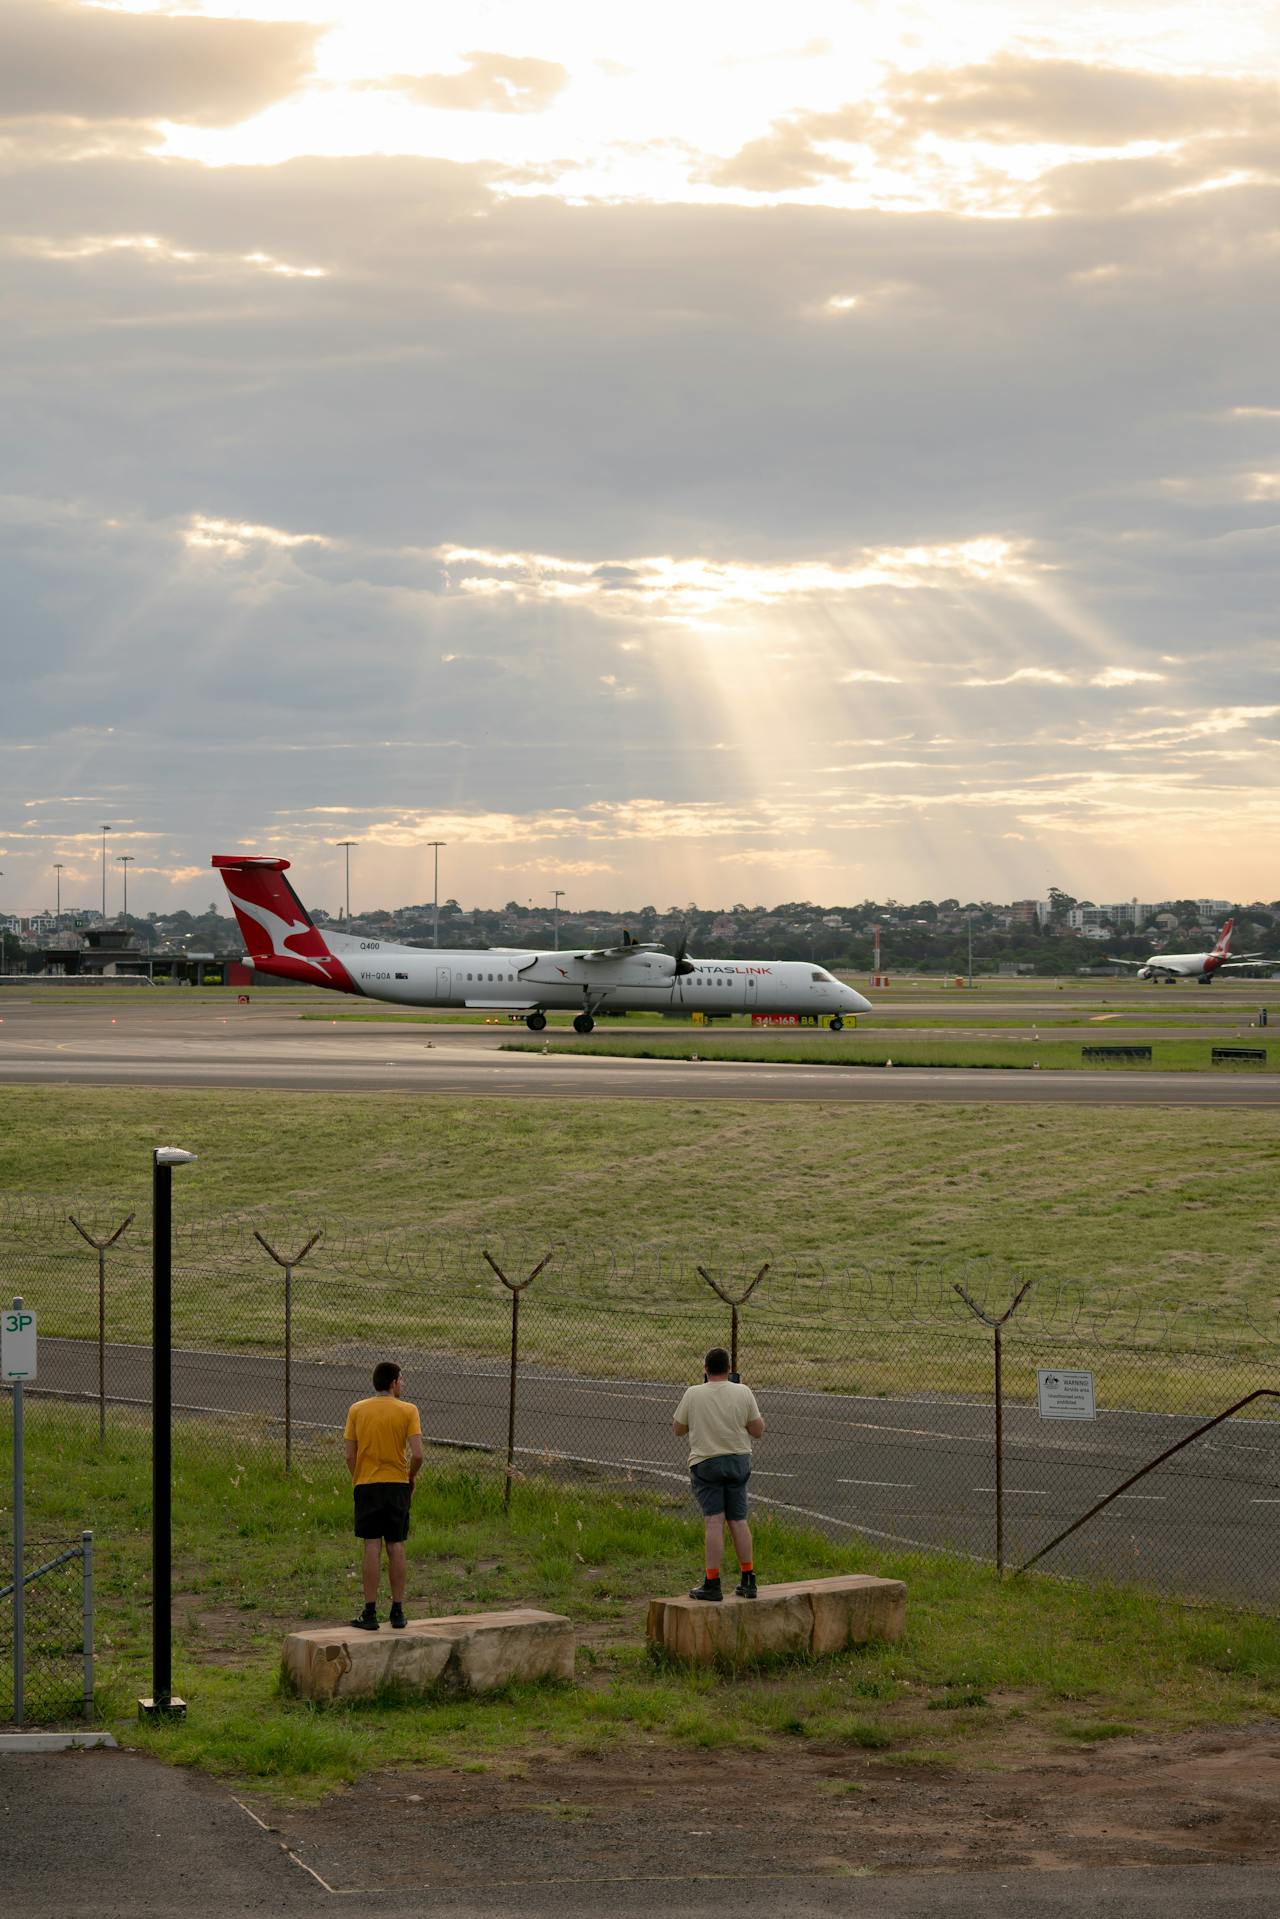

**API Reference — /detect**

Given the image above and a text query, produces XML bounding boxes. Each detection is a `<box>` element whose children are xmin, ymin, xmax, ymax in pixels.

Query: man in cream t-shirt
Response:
<box><xmin>673</xmin><ymin>1347</ymin><xmax>766</xmax><ymax>1602</ymax></box>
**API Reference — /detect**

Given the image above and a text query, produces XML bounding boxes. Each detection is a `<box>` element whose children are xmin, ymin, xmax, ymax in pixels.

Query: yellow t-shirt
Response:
<box><xmin>343</xmin><ymin>1395</ymin><xmax>422</xmax><ymax>1486</ymax></box>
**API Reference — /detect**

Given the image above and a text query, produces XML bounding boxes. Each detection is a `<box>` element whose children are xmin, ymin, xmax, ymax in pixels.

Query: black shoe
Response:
<box><xmin>688</xmin><ymin>1577</ymin><xmax>723</xmax><ymax>1603</ymax></box>
<box><xmin>389</xmin><ymin>1603</ymin><xmax>407</xmax><ymax>1630</ymax></box>
<box><xmin>351</xmin><ymin>1607</ymin><xmax>379</xmax><ymax>1631</ymax></box>
<box><xmin>735</xmin><ymin>1572</ymin><xmax>758</xmax><ymax>1599</ymax></box>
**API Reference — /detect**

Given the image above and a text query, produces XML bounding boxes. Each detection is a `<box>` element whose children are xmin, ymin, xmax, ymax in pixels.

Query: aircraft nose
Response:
<box><xmin>845</xmin><ymin>985</ymin><xmax>873</xmax><ymax>1014</ymax></box>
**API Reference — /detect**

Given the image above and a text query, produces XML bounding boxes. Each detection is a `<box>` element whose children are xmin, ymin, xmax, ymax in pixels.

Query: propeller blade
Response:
<box><xmin>672</xmin><ymin>925</ymin><xmax>695</xmax><ymax>977</ymax></box>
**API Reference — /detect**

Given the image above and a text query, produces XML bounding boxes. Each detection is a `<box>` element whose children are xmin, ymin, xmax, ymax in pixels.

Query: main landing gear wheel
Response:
<box><xmin>573</xmin><ymin>1013</ymin><xmax>596</xmax><ymax>1035</ymax></box>
<box><xmin>829</xmin><ymin>1015</ymin><xmax>845</xmax><ymax>1032</ymax></box>
<box><xmin>526</xmin><ymin>1011</ymin><xmax>547</xmax><ymax>1031</ymax></box>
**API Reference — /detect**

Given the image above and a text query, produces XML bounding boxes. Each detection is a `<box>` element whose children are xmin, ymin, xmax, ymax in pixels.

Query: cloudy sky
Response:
<box><xmin>2</xmin><ymin>1</ymin><xmax>1278</xmax><ymax>918</ymax></box>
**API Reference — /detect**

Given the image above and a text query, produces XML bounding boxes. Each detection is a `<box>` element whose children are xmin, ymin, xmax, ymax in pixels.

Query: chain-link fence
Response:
<box><xmin>1</xmin><ymin>1196</ymin><xmax>1277</xmax><ymax>1614</ymax></box>
<box><xmin>0</xmin><ymin>1533</ymin><xmax>93</xmax><ymax>1725</ymax></box>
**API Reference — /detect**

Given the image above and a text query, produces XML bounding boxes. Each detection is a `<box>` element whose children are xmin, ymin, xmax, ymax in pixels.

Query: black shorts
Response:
<box><xmin>353</xmin><ymin>1482</ymin><xmax>412</xmax><ymax>1542</ymax></box>
<box><xmin>690</xmin><ymin>1453</ymin><xmax>751</xmax><ymax>1520</ymax></box>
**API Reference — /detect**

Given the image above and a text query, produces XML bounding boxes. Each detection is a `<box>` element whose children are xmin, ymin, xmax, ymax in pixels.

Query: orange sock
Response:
<box><xmin>706</xmin><ymin>1567</ymin><xmax>720</xmax><ymax>1582</ymax></box>
<box><xmin>740</xmin><ymin>1561</ymin><xmax>753</xmax><ymax>1572</ymax></box>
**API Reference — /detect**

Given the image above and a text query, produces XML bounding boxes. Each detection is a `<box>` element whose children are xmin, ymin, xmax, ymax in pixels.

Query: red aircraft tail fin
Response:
<box><xmin>211</xmin><ymin>855</ymin><xmax>359</xmax><ymax>993</ymax></box>
<box><xmin>1213</xmin><ymin>918</ymin><xmax>1234</xmax><ymax>955</ymax></box>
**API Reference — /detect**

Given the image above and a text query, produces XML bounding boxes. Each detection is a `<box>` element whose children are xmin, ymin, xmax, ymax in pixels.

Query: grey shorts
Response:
<box><xmin>690</xmin><ymin>1453</ymin><xmax>751</xmax><ymax>1520</ymax></box>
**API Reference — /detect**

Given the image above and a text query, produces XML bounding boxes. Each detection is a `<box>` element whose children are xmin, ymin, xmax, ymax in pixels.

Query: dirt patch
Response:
<box><xmin>269</xmin><ymin>1721</ymin><xmax>1280</xmax><ymax>1889</ymax></box>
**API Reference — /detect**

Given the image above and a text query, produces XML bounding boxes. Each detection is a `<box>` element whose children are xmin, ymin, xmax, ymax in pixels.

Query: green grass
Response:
<box><xmin>5</xmin><ymin>1087</ymin><xmax>1280</xmax><ymax>1340</ymax></box>
<box><xmin>9</xmin><ymin>1412</ymin><xmax>1279</xmax><ymax>1796</ymax></box>
<box><xmin>504</xmin><ymin>1034</ymin><xmax>1280</xmax><ymax>1072</ymax></box>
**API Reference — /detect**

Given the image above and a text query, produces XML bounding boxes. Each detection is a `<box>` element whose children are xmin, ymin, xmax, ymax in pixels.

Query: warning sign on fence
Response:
<box><xmin>1036</xmin><ymin>1368</ymin><xmax>1095</xmax><ymax>1420</ymax></box>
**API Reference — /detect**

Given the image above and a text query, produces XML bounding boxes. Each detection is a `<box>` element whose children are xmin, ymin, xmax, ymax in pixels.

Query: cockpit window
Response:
<box><xmin>811</xmin><ymin>970</ymin><xmax>825</xmax><ymax>983</ymax></box>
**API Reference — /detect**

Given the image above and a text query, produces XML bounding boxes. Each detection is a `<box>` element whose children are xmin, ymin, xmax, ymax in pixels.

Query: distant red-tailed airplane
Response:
<box><xmin>1107</xmin><ymin>919</ymin><xmax>1267</xmax><ymax>984</ymax></box>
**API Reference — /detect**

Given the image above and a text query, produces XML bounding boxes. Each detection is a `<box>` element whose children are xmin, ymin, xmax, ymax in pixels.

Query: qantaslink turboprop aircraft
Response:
<box><xmin>213</xmin><ymin>855</ymin><xmax>873</xmax><ymax>1032</ymax></box>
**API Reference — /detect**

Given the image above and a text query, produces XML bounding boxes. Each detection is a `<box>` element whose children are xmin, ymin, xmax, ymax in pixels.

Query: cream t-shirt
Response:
<box><xmin>674</xmin><ymin>1379</ymin><xmax>762</xmax><ymax>1465</ymax></box>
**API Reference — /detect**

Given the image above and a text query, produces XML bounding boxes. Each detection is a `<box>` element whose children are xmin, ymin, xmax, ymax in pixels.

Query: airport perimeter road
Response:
<box><xmin>1</xmin><ymin>999</ymin><xmax>1279</xmax><ymax>1104</ymax></box>
<box><xmin>32</xmin><ymin>1339</ymin><xmax>1280</xmax><ymax>1607</ymax></box>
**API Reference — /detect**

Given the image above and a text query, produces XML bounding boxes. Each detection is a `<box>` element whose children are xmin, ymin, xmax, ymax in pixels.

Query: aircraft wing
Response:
<box><xmin>1216</xmin><ymin>956</ymin><xmax>1272</xmax><ymax>968</ymax></box>
<box><xmin>575</xmin><ymin>942</ymin><xmax>665</xmax><ymax>961</ymax></box>
<box><xmin>1105</xmin><ymin>956</ymin><xmax>1148</xmax><ymax>966</ymax></box>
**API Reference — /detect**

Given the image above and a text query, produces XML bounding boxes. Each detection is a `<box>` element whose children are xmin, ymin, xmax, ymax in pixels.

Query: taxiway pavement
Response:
<box><xmin>2</xmin><ymin>998</ymin><xmax>1278</xmax><ymax>1105</ymax></box>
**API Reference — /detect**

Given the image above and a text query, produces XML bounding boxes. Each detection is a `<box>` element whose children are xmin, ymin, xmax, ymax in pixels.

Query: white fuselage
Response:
<box><xmin>320</xmin><ymin>930</ymin><xmax>872</xmax><ymax>1020</ymax></box>
<box><xmin>1136</xmin><ymin>950</ymin><xmax>1221</xmax><ymax>980</ymax></box>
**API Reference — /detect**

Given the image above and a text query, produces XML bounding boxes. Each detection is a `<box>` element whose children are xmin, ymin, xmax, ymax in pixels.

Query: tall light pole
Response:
<box><xmin>967</xmin><ymin>912</ymin><xmax>974</xmax><ymax>989</ymax></box>
<box><xmin>428</xmin><ymin>841</ymin><xmax>446</xmax><ymax>948</ymax></box>
<box><xmin>336</xmin><ymin>840</ymin><xmax>358</xmax><ymax>922</ymax></box>
<box><xmin>53</xmin><ymin>863</ymin><xmax>64</xmax><ymax>929</ymax></box>
<box><xmin>552</xmin><ymin>889</ymin><xmax>565</xmax><ymax>952</ymax></box>
<box><xmin>100</xmin><ymin>826</ymin><xmax>111</xmax><ymax>921</ymax></box>
<box><xmin>0</xmin><ymin>870</ymin><xmax>5</xmax><ymax>975</ymax></box>
<box><xmin>117</xmin><ymin>854</ymin><xmax>134</xmax><ymax>921</ymax></box>
<box><xmin>141</xmin><ymin>1146</ymin><xmax>198</xmax><ymax>1722</ymax></box>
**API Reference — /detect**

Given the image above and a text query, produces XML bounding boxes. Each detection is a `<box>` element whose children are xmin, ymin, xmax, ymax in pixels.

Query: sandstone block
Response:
<box><xmin>282</xmin><ymin>1608</ymin><xmax>574</xmax><ymax>1703</ymax></box>
<box><xmin>646</xmin><ymin>1574</ymin><xmax>905</xmax><ymax>1667</ymax></box>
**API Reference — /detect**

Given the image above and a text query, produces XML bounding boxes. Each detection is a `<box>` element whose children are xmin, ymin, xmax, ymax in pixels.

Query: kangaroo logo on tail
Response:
<box><xmin>212</xmin><ymin>856</ymin><xmax>360</xmax><ymax>994</ymax></box>
<box><xmin>1213</xmin><ymin>919</ymin><xmax>1234</xmax><ymax>956</ymax></box>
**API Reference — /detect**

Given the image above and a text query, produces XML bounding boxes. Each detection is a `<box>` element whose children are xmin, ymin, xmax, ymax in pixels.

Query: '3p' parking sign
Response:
<box><xmin>1</xmin><ymin>1306</ymin><xmax>37</xmax><ymax>1381</ymax></box>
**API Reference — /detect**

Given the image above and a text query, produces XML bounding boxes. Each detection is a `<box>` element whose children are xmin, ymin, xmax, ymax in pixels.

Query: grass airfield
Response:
<box><xmin>4</xmin><ymin>1078</ymin><xmax>1280</xmax><ymax>1321</ymax></box>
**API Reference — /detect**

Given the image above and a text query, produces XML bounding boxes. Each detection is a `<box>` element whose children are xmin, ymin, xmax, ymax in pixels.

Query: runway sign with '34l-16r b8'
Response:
<box><xmin>2</xmin><ymin>1306</ymin><xmax>37</xmax><ymax>1381</ymax></box>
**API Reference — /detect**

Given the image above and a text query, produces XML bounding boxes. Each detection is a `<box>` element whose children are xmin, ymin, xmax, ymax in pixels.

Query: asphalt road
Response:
<box><xmin>2</xmin><ymin>999</ymin><xmax>1279</xmax><ymax>1105</ymax></box>
<box><xmin>30</xmin><ymin>1338</ymin><xmax>1280</xmax><ymax>1607</ymax></box>
<box><xmin>3</xmin><ymin>1749</ymin><xmax>1279</xmax><ymax>1919</ymax></box>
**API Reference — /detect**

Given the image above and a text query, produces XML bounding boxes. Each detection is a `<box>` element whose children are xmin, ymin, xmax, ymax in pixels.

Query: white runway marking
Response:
<box><xmin>838</xmin><ymin>1478</ymin><xmax>915</xmax><ymax>1488</ymax></box>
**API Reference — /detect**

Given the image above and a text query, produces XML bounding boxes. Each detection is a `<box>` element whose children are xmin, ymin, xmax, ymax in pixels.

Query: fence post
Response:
<box><xmin>695</xmin><ymin>1263</ymin><xmax>770</xmax><ymax>1374</ymax></box>
<box><xmin>253</xmin><ymin>1232</ymin><xmax>322</xmax><ymax>1473</ymax></box>
<box><xmin>68</xmin><ymin>1213</ymin><xmax>135</xmax><ymax>1445</ymax></box>
<box><xmin>483</xmin><ymin>1251</ymin><xmax>552</xmax><ymax>1511</ymax></box>
<box><xmin>82</xmin><ymin>1530</ymin><xmax>94</xmax><ymax>1721</ymax></box>
<box><xmin>953</xmin><ymin>1280</ymin><xmax>1032</xmax><ymax>1576</ymax></box>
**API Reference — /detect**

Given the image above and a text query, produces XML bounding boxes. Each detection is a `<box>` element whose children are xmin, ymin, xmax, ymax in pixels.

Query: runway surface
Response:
<box><xmin>2</xmin><ymin>997</ymin><xmax>1279</xmax><ymax>1105</ymax></box>
<box><xmin>30</xmin><ymin>1336</ymin><xmax>1280</xmax><ymax>1607</ymax></box>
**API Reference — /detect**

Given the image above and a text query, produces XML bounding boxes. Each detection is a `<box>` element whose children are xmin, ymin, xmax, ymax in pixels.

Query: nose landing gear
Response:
<box><xmin>829</xmin><ymin>1015</ymin><xmax>845</xmax><ymax>1032</ymax></box>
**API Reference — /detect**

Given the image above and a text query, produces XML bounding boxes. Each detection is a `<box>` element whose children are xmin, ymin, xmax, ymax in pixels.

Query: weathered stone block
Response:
<box><xmin>282</xmin><ymin>1608</ymin><xmax>574</xmax><ymax>1703</ymax></box>
<box><xmin>646</xmin><ymin>1574</ymin><xmax>905</xmax><ymax>1667</ymax></box>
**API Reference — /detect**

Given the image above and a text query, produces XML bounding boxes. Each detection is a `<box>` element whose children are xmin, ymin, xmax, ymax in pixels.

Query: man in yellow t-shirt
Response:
<box><xmin>343</xmin><ymin>1360</ymin><xmax>424</xmax><ymax>1631</ymax></box>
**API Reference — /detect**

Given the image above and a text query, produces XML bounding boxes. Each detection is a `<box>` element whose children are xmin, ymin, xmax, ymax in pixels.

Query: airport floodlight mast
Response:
<box><xmin>428</xmin><ymin>840</ymin><xmax>446</xmax><ymax>948</ymax></box>
<box><xmin>553</xmin><ymin>888</ymin><xmax>565</xmax><ymax>951</ymax></box>
<box><xmin>0</xmin><ymin>869</ymin><xmax>5</xmax><ymax>974</ymax></box>
<box><xmin>336</xmin><ymin>840</ymin><xmax>358</xmax><ymax>921</ymax></box>
<box><xmin>117</xmin><ymin>854</ymin><xmax>134</xmax><ymax>920</ymax></box>
<box><xmin>53</xmin><ymin>863</ymin><xmax>64</xmax><ymax>927</ymax></box>
<box><xmin>100</xmin><ymin>825</ymin><xmax>111</xmax><ymax>919</ymax></box>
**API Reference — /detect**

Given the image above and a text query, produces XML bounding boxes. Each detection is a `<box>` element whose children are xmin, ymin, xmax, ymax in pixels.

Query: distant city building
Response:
<box><xmin>1009</xmin><ymin>900</ymin><xmax>1040</xmax><ymax>927</ymax></box>
<box><xmin>1196</xmin><ymin>898</ymin><xmax>1232</xmax><ymax>919</ymax></box>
